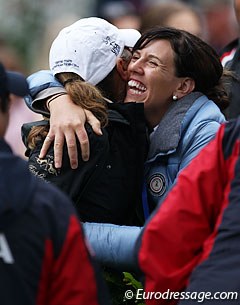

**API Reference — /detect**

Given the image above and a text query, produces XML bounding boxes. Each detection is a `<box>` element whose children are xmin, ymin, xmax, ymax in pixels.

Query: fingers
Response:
<box><xmin>41</xmin><ymin>129</ymin><xmax>80</xmax><ymax>170</ymax></box>
<box><xmin>39</xmin><ymin>131</ymin><xmax>65</xmax><ymax>169</ymax></box>
<box><xmin>85</xmin><ymin>109</ymin><xmax>102</xmax><ymax>135</ymax></box>
<box><xmin>40</xmin><ymin>95</ymin><xmax>95</xmax><ymax>169</ymax></box>
<box><xmin>39</xmin><ymin>115</ymin><xmax>92</xmax><ymax>169</ymax></box>
<box><xmin>64</xmin><ymin>128</ymin><xmax>79</xmax><ymax>169</ymax></box>
<box><xmin>53</xmin><ymin>132</ymin><xmax>65</xmax><ymax>169</ymax></box>
<box><xmin>48</xmin><ymin>95</ymin><xmax>85</xmax><ymax>169</ymax></box>
<box><xmin>75</xmin><ymin>127</ymin><xmax>90</xmax><ymax>162</ymax></box>
<box><xmin>53</xmin><ymin>122</ymin><xmax>89</xmax><ymax>168</ymax></box>
<box><xmin>51</xmin><ymin>123</ymin><xmax>80</xmax><ymax>169</ymax></box>
<box><xmin>39</xmin><ymin>133</ymin><xmax>54</xmax><ymax>159</ymax></box>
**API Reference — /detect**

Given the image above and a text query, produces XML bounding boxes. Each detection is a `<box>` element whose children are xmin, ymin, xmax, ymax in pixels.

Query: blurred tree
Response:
<box><xmin>0</xmin><ymin>0</ymin><xmax>45</xmax><ymax>73</ymax></box>
<box><xmin>0</xmin><ymin>0</ymin><xmax>96</xmax><ymax>74</ymax></box>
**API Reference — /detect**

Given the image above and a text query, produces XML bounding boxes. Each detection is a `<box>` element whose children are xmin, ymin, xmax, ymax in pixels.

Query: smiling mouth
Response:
<box><xmin>128</xmin><ymin>80</ymin><xmax>147</xmax><ymax>95</ymax></box>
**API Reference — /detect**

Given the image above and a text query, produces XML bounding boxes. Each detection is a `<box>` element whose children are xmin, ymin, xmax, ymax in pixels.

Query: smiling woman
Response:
<box><xmin>125</xmin><ymin>27</ymin><xmax>229</xmax><ymax>128</ymax></box>
<box><xmin>122</xmin><ymin>26</ymin><xmax>230</xmax><ymax>210</ymax></box>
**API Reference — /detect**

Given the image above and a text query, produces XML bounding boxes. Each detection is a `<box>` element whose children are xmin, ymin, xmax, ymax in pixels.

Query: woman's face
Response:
<box><xmin>125</xmin><ymin>39</ymin><xmax>182</xmax><ymax>119</ymax></box>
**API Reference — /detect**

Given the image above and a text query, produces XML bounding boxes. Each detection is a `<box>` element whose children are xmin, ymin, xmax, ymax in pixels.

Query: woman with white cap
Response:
<box><xmin>23</xmin><ymin>17</ymin><xmax>147</xmax><ymax>225</ymax></box>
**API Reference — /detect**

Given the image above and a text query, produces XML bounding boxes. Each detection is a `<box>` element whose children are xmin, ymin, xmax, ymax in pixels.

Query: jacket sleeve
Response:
<box><xmin>24</xmin><ymin>70</ymin><xmax>66</xmax><ymax>116</ymax></box>
<box><xmin>136</xmin><ymin>124</ymin><xmax>228</xmax><ymax>304</ymax></box>
<box><xmin>83</xmin><ymin>222</ymin><xmax>142</xmax><ymax>271</ymax></box>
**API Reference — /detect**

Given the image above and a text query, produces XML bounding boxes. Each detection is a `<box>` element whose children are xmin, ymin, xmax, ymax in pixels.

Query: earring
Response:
<box><xmin>173</xmin><ymin>95</ymin><xmax>178</xmax><ymax>101</ymax></box>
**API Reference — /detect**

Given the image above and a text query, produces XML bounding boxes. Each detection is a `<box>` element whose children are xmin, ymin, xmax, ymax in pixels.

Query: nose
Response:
<box><xmin>128</xmin><ymin>58</ymin><xmax>144</xmax><ymax>75</ymax></box>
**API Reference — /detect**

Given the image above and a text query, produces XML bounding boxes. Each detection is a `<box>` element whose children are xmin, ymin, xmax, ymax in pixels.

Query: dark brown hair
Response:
<box><xmin>133</xmin><ymin>26</ymin><xmax>231</xmax><ymax>110</ymax></box>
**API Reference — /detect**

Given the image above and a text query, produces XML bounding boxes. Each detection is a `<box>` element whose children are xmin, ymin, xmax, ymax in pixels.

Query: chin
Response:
<box><xmin>130</xmin><ymin>96</ymin><xmax>146</xmax><ymax>103</ymax></box>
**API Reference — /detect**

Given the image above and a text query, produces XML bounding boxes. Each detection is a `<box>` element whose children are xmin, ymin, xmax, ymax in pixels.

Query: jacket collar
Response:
<box><xmin>148</xmin><ymin>92</ymin><xmax>203</xmax><ymax>160</ymax></box>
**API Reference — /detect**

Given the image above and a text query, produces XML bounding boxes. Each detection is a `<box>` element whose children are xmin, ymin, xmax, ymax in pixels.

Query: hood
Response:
<box><xmin>0</xmin><ymin>139</ymin><xmax>37</xmax><ymax>229</ymax></box>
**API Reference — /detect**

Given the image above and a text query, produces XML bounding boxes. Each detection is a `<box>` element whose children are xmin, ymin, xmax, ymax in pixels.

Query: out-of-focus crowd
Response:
<box><xmin>0</xmin><ymin>0</ymin><xmax>237</xmax><ymax>157</ymax></box>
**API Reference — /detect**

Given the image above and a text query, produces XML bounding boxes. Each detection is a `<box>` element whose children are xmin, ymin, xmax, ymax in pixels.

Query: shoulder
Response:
<box><xmin>107</xmin><ymin>102</ymin><xmax>145</xmax><ymax>124</ymax></box>
<box><xmin>182</xmin><ymin>98</ymin><xmax>225</xmax><ymax>148</ymax></box>
<box><xmin>186</xmin><ymin>97</ymin><xmax>225</xmax><ymax>130</ymax></box>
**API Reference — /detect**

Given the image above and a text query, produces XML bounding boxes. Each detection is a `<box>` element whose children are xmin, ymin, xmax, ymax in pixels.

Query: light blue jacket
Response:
<box><xmin>145</xmin><ymin>92</ymin><xmax>225</xmax><ymax>209</ymax></box>
<box><xmin>25</xmin><ymin>72</ymin><xmax>226</xmax><ymax>271</ymax></box>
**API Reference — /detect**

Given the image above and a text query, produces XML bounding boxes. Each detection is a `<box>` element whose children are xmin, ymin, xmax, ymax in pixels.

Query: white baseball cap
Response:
<box><xmin>49</xmin><ymin>17</ymin><xmax>141</xmax><ymax>85</ymax></box>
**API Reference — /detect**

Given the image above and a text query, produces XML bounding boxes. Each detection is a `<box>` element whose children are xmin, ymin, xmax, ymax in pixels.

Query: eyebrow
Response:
<box><xmin>148</xmin><ymin>54</ymin><xmax>162</xmax><ymax>63</ymax></box>
<box><xmin>134</xmin><ymin>50</ymin><xmax>163</xmax><ymax>64</ymax></box>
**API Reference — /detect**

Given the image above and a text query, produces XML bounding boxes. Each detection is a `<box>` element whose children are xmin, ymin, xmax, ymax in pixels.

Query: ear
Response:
<box><xmin>175</xmin><ymin>78</ymin><xmax>195</xmax><ymax>99</ymax></box>
<box><xmin>116</xmin><ymin>57</ymin><xmax>129</xmax><ymax>81</ymax></box>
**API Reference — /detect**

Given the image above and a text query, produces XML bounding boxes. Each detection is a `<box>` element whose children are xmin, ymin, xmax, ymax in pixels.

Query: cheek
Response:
<box><xmin>147</xmin><ymin>83</ymin><xmax>173</xmax><ymax>109</ymax></box>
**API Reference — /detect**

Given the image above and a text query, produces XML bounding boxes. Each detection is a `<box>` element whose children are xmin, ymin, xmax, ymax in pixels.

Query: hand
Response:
<box><xmin>39</xmin><ymin>94</ymin><xmax>102</xmax><ymax>169</ymax></box>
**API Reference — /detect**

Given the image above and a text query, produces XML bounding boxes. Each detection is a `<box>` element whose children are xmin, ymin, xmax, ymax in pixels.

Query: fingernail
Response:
<box><xmin>55</xmin><ymin>162</ymin><xmax>60</xmax><ymax>169</ymax></box>
<box><xmin>82</xmin><ymin>155</ymin><xmax>89</xmax><ymax>162</ymax></box>
<box><xmin>72</xmin><ymin>163</ymin><xmax>78</xmax><ymax>169</ymax></box>
<box><xmin>98</xmin><ymin>128</ymin><xmax>103</xmax><ymax>135</ymax></box>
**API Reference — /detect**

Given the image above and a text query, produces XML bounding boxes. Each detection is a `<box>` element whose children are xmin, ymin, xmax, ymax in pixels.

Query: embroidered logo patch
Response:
<box><xmin>35</xmin><ymin>155</ymin><xmax>58</xmax><ymax>176</ymax></box>
<box><xmin>148</xmin><ymin>173</ymin><xmax>166</xmax><ymax>196</ymax></box>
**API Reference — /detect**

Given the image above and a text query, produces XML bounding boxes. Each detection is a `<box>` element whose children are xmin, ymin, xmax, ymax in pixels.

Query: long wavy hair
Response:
<box><xmin>27</xmin><ymin>72</ymin><xmax>108</xmax><ymax>150</ymax></box>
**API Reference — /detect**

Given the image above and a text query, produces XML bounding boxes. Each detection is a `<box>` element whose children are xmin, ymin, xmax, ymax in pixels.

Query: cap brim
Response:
<box><xmin>119</xmin><ymin>29</ymin><xmax>141</xmax><ymax>48</ymax></box>
<box><xmin>6</xmin><ymin>71</ymin><xmax>29</xmax><ymax>97</ymax></box>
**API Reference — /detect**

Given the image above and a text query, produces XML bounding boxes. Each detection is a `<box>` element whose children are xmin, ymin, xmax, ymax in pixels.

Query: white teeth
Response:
<box><xmin>128</xmin><ymin>80</ymin><xmax>146</xmax><ymax>92</ymax></box>
<box><xmin>132</xmin><ymin>89</ymin><xmax>142</xmax><ymax>95</ymax></box>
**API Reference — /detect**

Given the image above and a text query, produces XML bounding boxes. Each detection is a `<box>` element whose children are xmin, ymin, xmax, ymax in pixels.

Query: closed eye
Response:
<box><xmin>131</xmin><ymin>55</ymin><xmax>140</xmax><ymax>62</ymax></box>
<box><xmin>149</xmin><ymin>61</ymin><xmax>159</xmax><ymax>67</ymax></box>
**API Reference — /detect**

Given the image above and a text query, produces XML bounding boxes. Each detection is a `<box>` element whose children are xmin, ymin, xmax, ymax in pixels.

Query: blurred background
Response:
<box><xmin>0</xmin><ymin>0</ymin><xmax>238</xmax><ymax>156</ymax></box>
<box><xmin>0</xmin><ymin>0</ymin><xmax>238</xmax><ymax>75</ymax></box>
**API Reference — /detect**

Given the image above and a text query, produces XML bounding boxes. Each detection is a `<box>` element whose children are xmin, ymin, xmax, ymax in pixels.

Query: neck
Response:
<box><xmin>145</xmin><ymin>105</ymin><xmax>170</xmax><ymax>128</ymax></box>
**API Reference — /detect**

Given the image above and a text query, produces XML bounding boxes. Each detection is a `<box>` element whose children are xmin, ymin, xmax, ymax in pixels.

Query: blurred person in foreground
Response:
<box><xmin>0</xmin><ymin>62</ymin><xmax>109</xmax><ymax>305</ymax></box>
